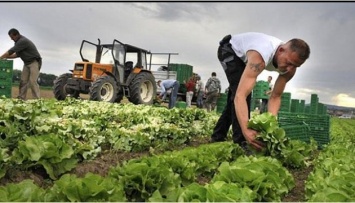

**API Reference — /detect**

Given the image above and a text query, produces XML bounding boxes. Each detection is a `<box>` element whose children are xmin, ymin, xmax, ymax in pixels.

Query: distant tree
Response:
<box><xmin>38</xmin><ymin>72</ymin><xmax>57</xmax><ymax>86</ymax></box>
<box><xmin>12</xmin><ymin>69</ymin><xmax>21</xmax><ymax>82</ymax></box>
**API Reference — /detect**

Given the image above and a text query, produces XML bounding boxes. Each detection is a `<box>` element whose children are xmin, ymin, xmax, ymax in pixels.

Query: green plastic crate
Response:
<box><xmin>0</xmin><ymin>85</ymin><xmax>11</xmax><ymax>98</ymax></box>
<box><xmin>0</xmin><ymin>60</ymin><xmax>14</xmax><ymax>80</ymax></box>
<box><xmin>278</xmin><ymin>112</ymin><xmax>330</xmax><ymax>148</ymax></box>
<box><xmin>282</xmin><ymin>124</ymin><xmax>310</xmax><ymax>142</ymax></box>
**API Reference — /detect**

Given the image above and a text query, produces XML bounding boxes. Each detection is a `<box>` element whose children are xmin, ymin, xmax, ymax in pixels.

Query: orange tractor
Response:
<box><xmin>53</xmin><ymin>39</ymin><xmax>159</xmax><ymax>104</ymax></box>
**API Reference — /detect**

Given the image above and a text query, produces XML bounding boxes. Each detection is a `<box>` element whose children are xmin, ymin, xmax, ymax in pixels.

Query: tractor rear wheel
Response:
<box><xmin>128</xmin><ymin>72</ymin><xmax>157</xmax><ymax>105</ymax></box>
<box><xmin>53</xmin><ymin>73</ymin><xmax>79</xmax><ymax>100</ymax></box>
<box><xmin>90</xmin><ymin>76</ymin><xmax>119</xmax><ymax>102</ymax></box>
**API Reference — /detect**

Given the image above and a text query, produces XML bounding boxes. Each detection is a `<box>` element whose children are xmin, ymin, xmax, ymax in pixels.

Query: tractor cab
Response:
<box><xmin>112</xmin><ymin>40</ymin><xmax>150</xmax><ymax>86</ymax></box>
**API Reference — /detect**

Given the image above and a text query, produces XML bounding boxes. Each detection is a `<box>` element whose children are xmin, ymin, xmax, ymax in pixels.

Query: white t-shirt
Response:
<box><xmin>229</xmin><ymin>32</ymin><xmax>284</xmax><ymax>74</ymax></box>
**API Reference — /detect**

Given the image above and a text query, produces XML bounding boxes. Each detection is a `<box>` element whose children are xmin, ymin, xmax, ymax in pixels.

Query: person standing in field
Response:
<box><xmin>185</xmin><ymin>76</ymin><xmax>196</xmax><ymax>108</ymax></box>
<box><xmin>204</xmin><ymin>72</ymin><xmax>221</xmax><ymax>112</ymax></box>
<box><xmin>210</xmin><ymin>32</ymin><xmax>310</xmax><ymax>150</ymax></box>
<box><xmin>195</xmin><ymin>75</ymin><xmax>205</xmax><ymax>108</ymax></box>
<box><xmin>0</xmin><ymin>28</ymin><xmax>42</xmax><ymax>100</ymax></box>
<box><xmin>157</xmin><ymin>79</ymin><xmax>180</xmax><ymax>109</ymax></box>
<box><xmin>260</xmin><ymin>75</ymin><xmax>273</xmax><ymax>113</ymax></box>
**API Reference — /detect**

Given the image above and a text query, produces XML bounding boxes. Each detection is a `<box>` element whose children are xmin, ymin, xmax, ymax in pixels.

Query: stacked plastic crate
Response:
<box><xmin>251</xmin><ymin>81</ymin><xmax>269</xmax><ymax>110</ymax></box>
<box><xmin>252</xmin><ymin>81</ymin><xmax>269</xmax><ymax>99</ymax></box>
<box><xmin>299</xmin><ymin>100</ymin><xmax>306</xmax><ymax>113</ymax></box>
<box><xmin>279</xmin><ymin>92</ymin><xmax>291</xmax><ymax>112</ymax></box>
<box><xmin>278</xmin><ymin>111</ymin><xmax>330</xmax><ymax>148</ymax></box>
<box><xmin>0</xmin><ymin>60</ymin><xmax>13</xmax><ymax>98</ymax></box>
<box><xmin>278</xmin><ymin>93</ymin><xmax>330</xmax><ymax>148</ymax></box>
<box><xmin>309</xmin><ymin>94</ymin><xmax>319</xmax><ymax>114</ymax></box>
<box><xmin>290</xmin><ymin>99</ymin><xmax>300</xmax><ymax>113</ymax></box>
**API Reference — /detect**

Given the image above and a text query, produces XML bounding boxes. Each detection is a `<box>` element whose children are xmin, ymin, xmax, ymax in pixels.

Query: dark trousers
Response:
<box><xmin>211</xmin><ymin>35</ymin><xmax>251</xmax><ymax>144</ymax></box>
<box><xmin>261</xmin><ymin>98</ymin><xmax>268</xmax><ymax>113</ymax></box>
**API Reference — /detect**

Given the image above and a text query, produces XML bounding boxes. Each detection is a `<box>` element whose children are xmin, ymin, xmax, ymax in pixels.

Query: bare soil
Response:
<box><xmin>4</xmin><ymin>87</ymin><xmax>312</xmax><ymax>202</ymax></box>
<box><xmin>11</xmin><ymin>86</ymin><xmax>53</xmax><ymax>99</ymax></box>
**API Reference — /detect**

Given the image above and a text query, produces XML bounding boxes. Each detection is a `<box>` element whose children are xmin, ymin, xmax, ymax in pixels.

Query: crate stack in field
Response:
<box><xmin>280</xmin><ymin>92</ymin><xmax>291</xmax><ymax>112</ymax></box>
<box><xmin>0</xmin><ymin>60</ymin><xmax>13</xmax><ymax>98</ymax></box>
<box><xmin>251</xmin><ymin>81</ymin><xmax>269</xmax><ymax>110</ymax></box>
<box><xmin>277</xmin><ymin>92</ymin><xmax>330</xmax><ymax>148</ymax></box>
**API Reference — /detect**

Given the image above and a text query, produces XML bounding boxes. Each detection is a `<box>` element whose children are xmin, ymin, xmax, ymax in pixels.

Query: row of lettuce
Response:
<box><xmin>0</xmin><ymin>98</ymin><xmax>218</xmax><ymax>180</ymax></box>
<box><xmin>0</xmin><ymin>141</ymin><xmax>295</xmax><ymax>202</ymax></box>
<box><xmin>304</xmin><ymin>118</ymin><xmax>355</xmax><ymax>201</ymax></box>
<box><xmin>0</xmin><ymin>98</ymin><xmax>354</xmax><ymax>201</ymax></box>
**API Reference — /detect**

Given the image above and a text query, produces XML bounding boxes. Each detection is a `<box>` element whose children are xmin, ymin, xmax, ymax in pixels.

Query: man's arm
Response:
<box><xmin>268</xmin><ymin>70</ymin><xmax>296</xmax><ymax>115</ymax></box>
<box><xmin>0</xmin><ymin>51</ymin><xmax>17</xmax><ymax>59</ymax></box>
<box><xmin>235</xmin><ymin>50</ymin><xmax>265</xmax><ymax>150</ymax></box>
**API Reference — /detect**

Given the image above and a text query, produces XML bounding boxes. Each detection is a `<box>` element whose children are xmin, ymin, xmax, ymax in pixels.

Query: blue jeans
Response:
<box><xmin>169</xmin><ymin>81</ymin><xmax>180</xmax><ymax>109</ymax></box>
<box><xmin>196</xmin><ymin>91</ymin><xmax>204</xmax><ymax>108</ymax></box>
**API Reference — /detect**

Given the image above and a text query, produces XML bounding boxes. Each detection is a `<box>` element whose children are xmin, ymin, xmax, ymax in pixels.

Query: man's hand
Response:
<box><xmin>243</xmin><ymin>128</ymin><xmax>265</xmax><ymax>150</ymax></box>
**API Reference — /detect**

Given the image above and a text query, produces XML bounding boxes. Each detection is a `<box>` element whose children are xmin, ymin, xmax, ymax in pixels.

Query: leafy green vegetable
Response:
<box><xmin>248</xmin><ymin>112</ymin><xmax>317</xmax><ymax>168</ymax></box>
<box><xmin>212</xmin><ymin>156</ymin><xmax>295</xmax><ymax>202</ymax></box>
<box><xmin>0</xmin><ymin>180</ymin><xmax>46</xmax><ymax>201</ymax></box>
<box><xmin>45</xmin><ymin>173</ymin><xmax>126</xmax><ymax>202</ymax></box>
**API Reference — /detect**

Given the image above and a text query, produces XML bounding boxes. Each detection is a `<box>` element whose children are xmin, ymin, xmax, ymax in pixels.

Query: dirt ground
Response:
<box><xmin>11</xmin><ymin>86</ymin><xmax>55</xmax><ymax>99</ymax></box>
<box><xmin>5</xmin><ymin>86</ymin><xmax>311</xmax><ymax>202</ymax></box>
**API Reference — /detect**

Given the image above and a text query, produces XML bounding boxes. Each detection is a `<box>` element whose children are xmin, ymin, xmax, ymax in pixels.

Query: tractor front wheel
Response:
<box><xmin>53</xmin><ymin>73</ymin><xmax>79</xmax><ymax>100</ymax></box>
<box><xmin>90</xmin><ymin>76</ymin><xmax>119</xmax><ymax>102</ymax></box>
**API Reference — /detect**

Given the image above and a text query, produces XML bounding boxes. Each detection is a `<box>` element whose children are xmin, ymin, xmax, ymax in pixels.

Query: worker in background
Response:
<box><xmin>184</xmin><ymin>76</ymin><xmax>196</xmax><ymax>108</ymax></box>
<box><xmin>260</xmin><ymin>75</ymin><xmax>273</xmax><ymax>113</ymax></box>
<box><xmin>0</xmin><ymin>28</ymin><xmax>42</xmax><ymax>100</ymax></box>
<box><xmin>195</xmin><ymin>75</ymin><xmax>205</xmax><ymax>108</ymax></box>
<box><xmin>204</xmin><ymin>72</ymin><xmax>221</xmax><ymax>112</ymax></box>
<box><xmin>157</xmin><ymin>79</ymin><xmax>180</xmax><ymax>109</ymax></box>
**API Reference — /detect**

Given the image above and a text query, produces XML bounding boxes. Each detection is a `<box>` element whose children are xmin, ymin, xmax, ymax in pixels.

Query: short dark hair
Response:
<box><xmin>212</xmin><ymin>72</ymin><xmax>216</xmax><ymax>77</ymax></box>
<box><xmin>8</xmin><ymin>28</ymin><xmax>20</xmax><ymax>36</ymax></box>
<box><xmin>287</xmin><ymin>38</ymin><xmax>310</xmax><ymax>61</ymax></box>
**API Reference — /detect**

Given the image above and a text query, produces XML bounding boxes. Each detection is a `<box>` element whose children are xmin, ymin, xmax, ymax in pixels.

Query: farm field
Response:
<box><xmin>11</xmin><ymin>86</ymin><xmax>80</xmax><ymax>100</ymax></box>
<box><xmin>1</xmin><ymin>91</ymin><xmax>354</xmax><ymax>202</ymax></box>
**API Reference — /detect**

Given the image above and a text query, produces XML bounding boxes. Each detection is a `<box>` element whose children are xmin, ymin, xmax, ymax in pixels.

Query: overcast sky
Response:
<box><xmin>1</xmin><ymin>2</ymin><xmax>355</xmax><ymax>107</ymax></box>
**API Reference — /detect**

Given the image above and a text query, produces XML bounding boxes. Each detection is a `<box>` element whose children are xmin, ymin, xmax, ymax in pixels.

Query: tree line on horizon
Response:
<box><xmin>12</xmin><ymin>69</ymin><xmax>57</xmax><ymax>87</ymax></box>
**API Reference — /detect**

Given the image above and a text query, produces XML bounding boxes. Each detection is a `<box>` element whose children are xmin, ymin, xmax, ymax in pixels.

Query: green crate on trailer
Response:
<box><xmin>168</xmin><ymin>63</ymin><xmax>193</xmax><ymax>84</ymax></box>
<box><xmin>278</xmin><ymin>112</ymin><xmax>331</xmax><ymax>148</ymax></box>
